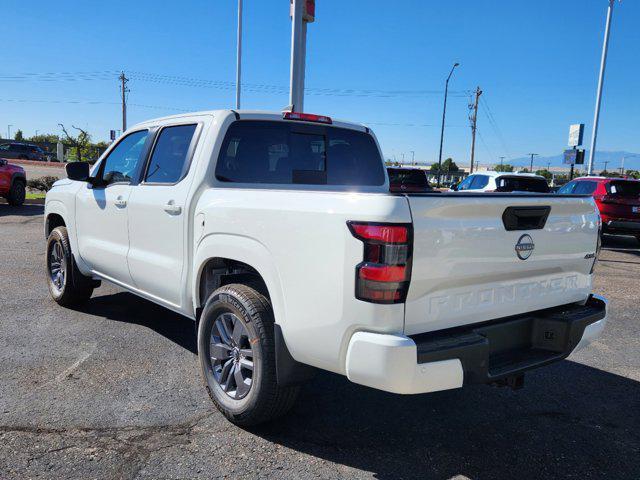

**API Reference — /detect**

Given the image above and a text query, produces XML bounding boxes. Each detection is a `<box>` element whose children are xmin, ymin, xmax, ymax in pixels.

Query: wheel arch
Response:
<box><xmin>193</xmin><ymin>234</ymin><xmax>285</xmax><ymax>326</ymax></box>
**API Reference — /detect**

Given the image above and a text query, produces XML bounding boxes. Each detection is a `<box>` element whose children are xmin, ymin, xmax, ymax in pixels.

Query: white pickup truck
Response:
<box><xmin>45</xmin><ymin>110</ymin><xmax>608</xmax><ymax>426</ymax></box>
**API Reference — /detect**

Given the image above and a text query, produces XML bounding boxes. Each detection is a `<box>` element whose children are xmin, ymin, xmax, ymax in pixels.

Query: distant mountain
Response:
<box><xmin>506</xmin><ymin>151</ymin><xmax>640</xmax><ymax>172</ymax></box>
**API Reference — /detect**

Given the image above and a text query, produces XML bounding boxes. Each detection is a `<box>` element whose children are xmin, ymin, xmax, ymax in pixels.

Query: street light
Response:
<box><xmin>587</xmin><ymin>0</ymin><xmax>619</xmax><ymax>175</ymax></box>
<box><xmin>436</xmin><ymin>62</ymin><xmax>460</xmax><ymax>187</ymax></box>
<box><xmin>7</xmin><ymin>125</ymin><xmax>12</xmax><ymax>140</ymax></box>
<box><xmin>235</xmin><ymin>0</ymin><xmax>243</xmax><ymax>109</ymax></box>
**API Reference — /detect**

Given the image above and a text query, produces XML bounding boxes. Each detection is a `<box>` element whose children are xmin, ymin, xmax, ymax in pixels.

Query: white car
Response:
<box><xmin>44</xmin><ymin>110</ymin><xmax>607</xmax><ymax>425</ymax></box>
<box><xmin>452</xmin><ymin>171</ymin><xmax>550</xmax><ymax>193</ymax></box>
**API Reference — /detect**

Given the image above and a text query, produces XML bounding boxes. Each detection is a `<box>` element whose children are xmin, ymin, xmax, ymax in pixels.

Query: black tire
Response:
<box><xmin>198</xmin><ymin>283</ymin><xmax>299</xmax><ymax>426</ymax></box>
<box><xmin>7</xmin><ymin>180</ymin><xmax>25</xmax><ymax>206</ymax></box>
<box><xmin>46</xmin><ymin>226</ymin><xmax>94</xmax><ymax>306</ymax></box>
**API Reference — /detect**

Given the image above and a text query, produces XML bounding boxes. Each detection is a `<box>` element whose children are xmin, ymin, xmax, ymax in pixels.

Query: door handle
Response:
<box><xmin>114</xmin><ymin>196</ymin><xmax>127</xmax><ymax>208</ymax></box>
<box><xmin>163</xmin><ymin>201</ymin><xmax>182</xmax><ymax>215</ymax></box>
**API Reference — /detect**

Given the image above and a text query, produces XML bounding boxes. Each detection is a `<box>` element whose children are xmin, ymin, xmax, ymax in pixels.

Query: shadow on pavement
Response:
<box><xmin>0</xmin><ymin>203</ymin><xmax>44</xmax><ymax>217</ymax></box>
<box><xmin>76</xmin><ymin>286</ymin><xmax>640</xmax><ymax>479</ymax></box>
<box><xmin>77</xmin><ymin>291</ymin><xmax>197</xmax><ymax>354</ymax></box>
<box><xmin>253</xmin><ymin>363</ymin><xmax>640</xmax><ymax>479</ymax></box>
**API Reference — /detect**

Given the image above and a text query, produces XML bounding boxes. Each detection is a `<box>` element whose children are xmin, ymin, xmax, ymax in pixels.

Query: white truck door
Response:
<box><xmin>126</xmin><ymin>123</ymin><xmax>200</xmax><ymax>307</ymax></box>
<box><xmin>75</xmin><ymin>130</ymin><xmax>150</xmax><ymax>286</ymax></box>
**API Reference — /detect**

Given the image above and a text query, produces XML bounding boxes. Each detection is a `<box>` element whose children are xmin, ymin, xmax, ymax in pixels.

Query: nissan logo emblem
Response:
<box><xmin>515</xmin><ymin>234</ymin><xmax>535</xmax><ymax>260</ymax></box>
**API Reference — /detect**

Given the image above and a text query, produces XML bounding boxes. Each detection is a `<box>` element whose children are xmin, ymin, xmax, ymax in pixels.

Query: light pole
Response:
<box><xmin>528</xmin><ymin>153</ymin><xmax>538</xmax><ymax>172</ymax></box>
<box><xmin>587</xmin><ymin>0</ymin><xmax>618</xmax><ymax>176</ymax></box>
<box><xmin>7</xmin><ymin>125</ymin><xmax>12</xmax><ymax>140</ymax></box>
<box><xmin>410</xmin><ymin>150</ymin><xmax>415</xmax><ymax>165</ymax></box>
<box><xmin>436</xmin><ymin>62</ymin><xmax>460</xmax><ymax>187</ymax></box>
<box><xmin>235</xmin><ymin>0</ymin><xmax>243</xmax><ymax>109</ymax></box>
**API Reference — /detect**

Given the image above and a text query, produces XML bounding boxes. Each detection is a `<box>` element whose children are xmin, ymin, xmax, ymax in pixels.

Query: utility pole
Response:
<box><xmin>436</xmin><ymin>62</ymin><xmax>460</xmax><ymax>186</ymax></box>
<box><xmin>410</xmin><ymin>150</ymin><xmax>415</xmax><ymax>165</ymax></box>
<box><xmin>587</xmin><ymin>0</ymin><xmax>618</xmax><ymax>176</ymax></box>
<box><xmin>469</xmin><ymin>86</ymin><xmax>482</xmax><ymax>174</ymax></box>
<box><xmin>499</xmin><ymin>156</ymin><xmax>505</xmax><ymax>167</ymax></box>
<box><xmin>528</xmin><ymin>153</ymin><xmax>538</xmax><ymax>172</ymax></box>
<box><xmin>236</xmin><ymin>0</ymin><xmax>243</xmax><ymax>109</ymax></box>
<box><xmin>7</xmin><ymin>125</ymin><xmax>12</xmax><ymax>139</ymax></box>
<box><xmin>603</xmin><ymin>160</ymin><xmax>609</xmax><ymax>173</ymax></box>
<box><xmin>621</xmin><ymin>154</ymin><xmax>637</xmax><ymax>175</ymax></box>
<box><xmin>119</xmin><ymin>72</ymin><xmax>129</xmax><ymax>132</ymax></box>
<box><xmin>289</xmin><ymin>0</ymin><xmax>315</xmax><ymax>112</ymax></box>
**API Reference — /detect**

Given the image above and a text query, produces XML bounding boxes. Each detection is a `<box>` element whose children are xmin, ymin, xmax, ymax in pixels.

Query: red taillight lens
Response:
<box><xmin>348</xmin><ymin>223</ymin><xmax>408</xmax><ymax>243</ymax></box>
<box><xmin>282</xmin><ymin>112</ymin><xmax>332</xmax><ymax>124</ymax></box>
<box><xmin>348</xmin><ymin>222</ymin><xmax>412</xmax><ymax>304</ymax></box>
<box><xmin>359</xmin><ymin>264</ymin><xmax>406</xmax><ymax>282</ymax></box>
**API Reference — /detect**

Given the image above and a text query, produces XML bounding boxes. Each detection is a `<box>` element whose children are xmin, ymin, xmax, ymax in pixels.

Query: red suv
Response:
<box><xmin>558</xmin><ymin>176</ymin><xmax>640</xmax><ymax>241</ymax></box>
<box><xmin>0</xmin><ymin>158</ymin><xmax>26</xmax><ymax>206</ymax></box>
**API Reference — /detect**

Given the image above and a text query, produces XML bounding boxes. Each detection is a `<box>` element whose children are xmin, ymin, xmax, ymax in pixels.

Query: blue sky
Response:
<box><xmin>1</xmin><ymin>0</ymin><xmax>638</xmax><ymax>169</ymax></box>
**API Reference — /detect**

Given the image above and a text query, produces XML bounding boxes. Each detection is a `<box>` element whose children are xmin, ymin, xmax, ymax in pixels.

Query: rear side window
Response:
<box><xmin>145</xmin><ymin>124</ymin><xmax>197</xmax><ymax>184</ymax></box>
<box><xmin>607</xmin><ymin>180</ymin><xmax>640</xmax><ymax>197</ymax></box>
<box><xmin>496</xmin><ymin>176</ymin><xmax>550</xmax><ymax>193</ymax></box>
<box><xmin>573</xmin><ymin>181</ymin><xmax>598</xmax><ymax>195</ymax></box>
<box><xmin>215</xmin><ymin>121</ymin><xmax>385</xmax><ymax>186</ymax></box>
<box><xmin>469</xmin><ymin>175</ymin><xmax>489</xmax><ymax>189</ymax></box>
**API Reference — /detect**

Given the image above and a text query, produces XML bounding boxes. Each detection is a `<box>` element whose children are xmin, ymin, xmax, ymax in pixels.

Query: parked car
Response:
<box><xmin>387</xmin><ymin>167</ymin><xmax>433</xmax><ymax>193</ymax></box>
<box><xmin>558</xmin><ymin>176</ymin><xmax>640</xmax><ymax>242</ymax></box>
<box><xmin>45</xmin><ymin>110</ymin><xmax>607</xmax><ymax>426</ymax></box>
<box><xmin>451</xmin><ymin>171</ymin><xmax>550</xmax><ymax>193</ymax></box>
<box><xmin>0</xmin><ymin>158</ymin><xmax>26</xmax><ymax>206</ymax></box>
<box><xmin>0</xmin><ymin>142</ymin><xmax>47</xmax><ymax>161</ymax></box>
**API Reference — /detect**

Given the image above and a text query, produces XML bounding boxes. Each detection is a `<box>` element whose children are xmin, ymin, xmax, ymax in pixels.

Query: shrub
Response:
<box><xmin>27</xmin><ymin>176</ymin><xmax>59</xmax><ymax>192</ymax></box>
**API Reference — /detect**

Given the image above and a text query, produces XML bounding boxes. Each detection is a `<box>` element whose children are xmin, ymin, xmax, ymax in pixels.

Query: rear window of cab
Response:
<box><xmin>215</xmin><ymin>120</ymin><xmax>385</xmax><ymax>187</ymax></box>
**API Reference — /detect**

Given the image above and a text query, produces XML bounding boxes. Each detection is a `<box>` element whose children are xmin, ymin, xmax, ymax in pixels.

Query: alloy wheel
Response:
<box><xmin>209</xmin><ymin>312</ymin><xmax>255</xmax><ymax>399</ymax></box>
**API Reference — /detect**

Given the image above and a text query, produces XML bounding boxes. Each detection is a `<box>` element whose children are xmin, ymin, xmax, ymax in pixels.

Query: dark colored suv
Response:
<box><xmin>558</xmin><ymin>176</ymin><xmax>640</xmax><ymax>241</ymax></box>
<box><xmin>0</xmin><ymin>142</ymin><xmax>47</xmax><ymax>161</ymax></box>
<box><xmin>387</xmin><ymin>167</ymin><xmax>433</xmax><ymax>193</ymax></box>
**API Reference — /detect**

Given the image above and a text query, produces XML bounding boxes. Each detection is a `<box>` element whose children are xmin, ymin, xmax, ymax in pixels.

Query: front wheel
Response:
<box><xmin>46</xmin><ymin>226</ymin><xmax>94</xmax><ymax>306</ymax></box>
<box><xmin>198</xmin><ymin>284</ymin><xmax>299</xmax><ymax>426</ymax></box>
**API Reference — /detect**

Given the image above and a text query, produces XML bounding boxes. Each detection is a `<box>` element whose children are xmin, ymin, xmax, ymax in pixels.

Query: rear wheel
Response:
<box><xmin>46</xmin><ymin>226</ymin><xmax>94</xmax><ymax>306</ymax></box>
<box><xmin>198</xmin><ymin>283</ymin><xmax>299</xmax><ymax>426</ymax></box>
<box><xmin>7</xmin><ymin>180</ymin><xmax>25</xmax><ymax>206</ymax></box>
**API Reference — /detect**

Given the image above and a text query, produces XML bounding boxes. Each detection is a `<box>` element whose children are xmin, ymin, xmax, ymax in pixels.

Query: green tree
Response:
<box><xmin>28</xmin><ymin>133</ymin><xmax>61</xmax><ymax>144</ymax></box>
<box><xmin>624</xmin><ymin>170</ymin><xmax>640</xmax><ymax>179</ymax></box>
<box><xmin>535</xmin><ymin>169</ymin><xmax>552</xmax><ymax>180</ymax></box>
<box><xmin>519</xmin><ymin>168</ymin><xmax>530</xmax><ymax>173</ymax></box>
<box><xmin>431</xmin><ymin>158</ymin><xmax>459</xmax><ymax>173</ymax></box>
<box><xmin>494</xmin><ymin>163</ymin><xmax>514</xmax><ymax>172</ymax></box>
<box><xmin>14</xmin><ymin>129</ymin><xmax>24</xmax><ymax>141</ymax></box>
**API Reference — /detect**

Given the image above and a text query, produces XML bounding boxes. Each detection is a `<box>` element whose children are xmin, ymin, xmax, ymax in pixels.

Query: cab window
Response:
<box><xmin>97</xmin><ymin>130</ymin><xmax>149</xmax><ymax>186</ymax></box>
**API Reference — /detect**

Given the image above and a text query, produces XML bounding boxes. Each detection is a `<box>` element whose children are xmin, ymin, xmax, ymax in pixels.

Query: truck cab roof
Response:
<box><xmin>132</xmin><ymin>109</ymin><xmax>370</xmax><ymax>133</ymax></box>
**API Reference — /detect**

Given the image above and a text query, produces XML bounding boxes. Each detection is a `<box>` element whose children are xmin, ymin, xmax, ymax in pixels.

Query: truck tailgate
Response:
<box><xmin>404</xmin><ymin>193</ymin><xmax>599</xmax><ymax>335</ymax></box>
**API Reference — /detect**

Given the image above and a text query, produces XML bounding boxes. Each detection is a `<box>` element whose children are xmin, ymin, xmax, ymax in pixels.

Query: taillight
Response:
<box><xmin>282</xmin><ymin>111</ymin><xmax>332</xmax><ymax>124</ymax></box>
<box><xmin>598</xmin><ymin>195</ymin><xmax>617</xmax><ymax>204</ymax></box>
<box><xmin>589</xmin><ymin>216</ymin><xmax>603</xmax><ymax>275</ymax></box>
<box><xmin>348</xmin><ymin>221</ymin><xmax>412</xmax><ymax>304</ymax></box>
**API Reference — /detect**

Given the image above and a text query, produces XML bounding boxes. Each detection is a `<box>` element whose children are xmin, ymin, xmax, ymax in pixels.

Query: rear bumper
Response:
<box><xmin>603</xmin><ymin>219</ymin><xmax>640</xmax><ymax>235</ymax></box>
<box><xmin>345</xmin><ymin>295</ymin><xmax>607</xmax><ymax>394</ymax></box>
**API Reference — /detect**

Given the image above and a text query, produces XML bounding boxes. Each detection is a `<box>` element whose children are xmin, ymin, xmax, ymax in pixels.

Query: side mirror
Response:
<box><xmin>450</xmin><ymin>182</ymin><xmax>459</xmax><ymax>191</ymax></box>
<box><xmin>0</xmin><ymin>159</ymin><xmax>7</xmax><ymax>167</ymax></box>
<box><xmin>65</xmin><ymin>161</ymin><xmax>90</xmax><ymax>182</ymax></box>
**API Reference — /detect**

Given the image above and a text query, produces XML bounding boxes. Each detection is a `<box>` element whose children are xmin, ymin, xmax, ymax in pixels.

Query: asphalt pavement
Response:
<box><xmin>1</xmin><ymin>203</ymin><xmax>639</xmax><ymax>479</ymax></box>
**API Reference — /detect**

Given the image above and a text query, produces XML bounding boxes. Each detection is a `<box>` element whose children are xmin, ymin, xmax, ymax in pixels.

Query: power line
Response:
<box><xmin>480</xmin><ymin>96</ymin><xmax>511</xmax><ymax>158</ymax></box>
<box><xmin>0</xmin><ymin>70</ymin><xmax>473</xmax><ymax>99</ymax></box>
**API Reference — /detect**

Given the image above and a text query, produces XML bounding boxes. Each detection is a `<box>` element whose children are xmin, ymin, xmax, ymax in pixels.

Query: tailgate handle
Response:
<box><xmin>502</xmin><ymin>206</ymin><xmax>551</xmax><ymax>231</ymax></box>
